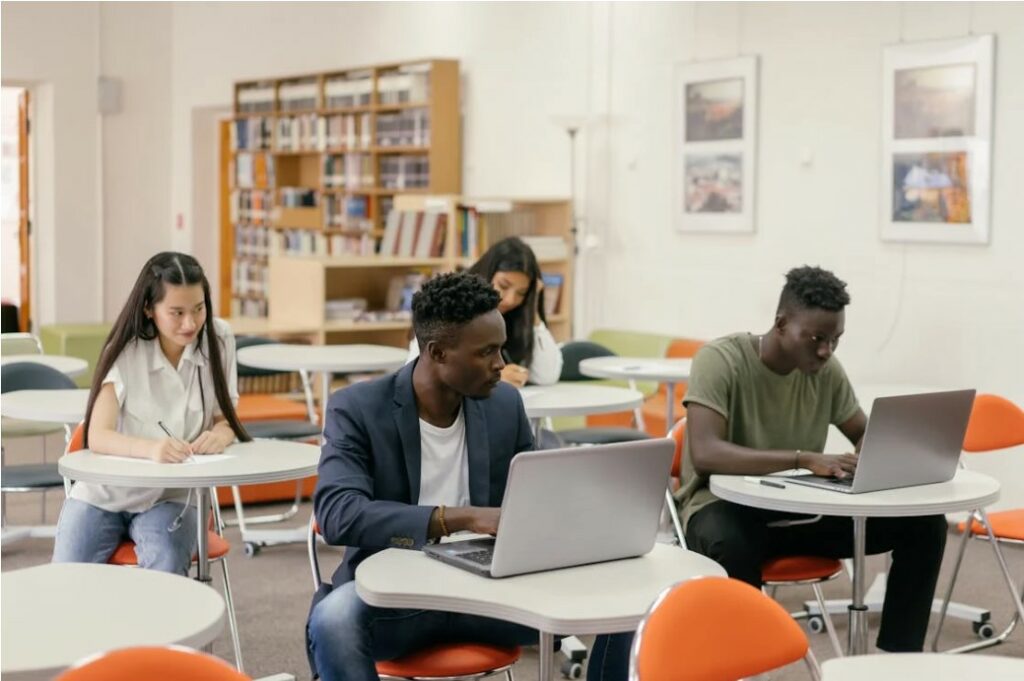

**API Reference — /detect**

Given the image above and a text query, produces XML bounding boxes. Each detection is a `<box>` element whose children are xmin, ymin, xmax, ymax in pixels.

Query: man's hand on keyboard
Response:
<box><xmin>802</xmin><ymin>452</ymin><xmax>858</xmax><ymax>479</ymax></box>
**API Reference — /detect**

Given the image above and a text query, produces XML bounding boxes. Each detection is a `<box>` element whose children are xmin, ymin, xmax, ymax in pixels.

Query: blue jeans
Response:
<box><xmin>52</xmin><ymin>498</ymin><xmax>197</xmax><ymax>576</ymax></box>
<box><xmin>307</xmin><ymin>580</ymin><xmax>633</xmax><ymax>681</ymax></box>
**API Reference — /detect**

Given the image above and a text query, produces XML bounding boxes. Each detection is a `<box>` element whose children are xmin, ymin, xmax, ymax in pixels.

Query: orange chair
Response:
<box><xmin>629</xmin><ymin>576</ymin><xmax>821</xmax><ymax>681</ymax></box>
<box><xmin>931</xmin><ymin>394</ymin><xmax>1024</xmax><ymax>653</ymax></box>
<box><xmin>55</xmin><ymin>645</ymin><xmax>249</xmax><ymax>681</ymax></box>
<box><xmin>308</xmin><ymin>516</ymin><xmax>521</xmax><ymax>681</ymax></box>
<box><xmin>666</xmin><ymin>419</ymin><xmax>844</xmax><ymax>658</ymax></box>
<box><xmin>64</xmin><ymin>424</ymin><xmax>243</xmax><ymax>672</ymax></box>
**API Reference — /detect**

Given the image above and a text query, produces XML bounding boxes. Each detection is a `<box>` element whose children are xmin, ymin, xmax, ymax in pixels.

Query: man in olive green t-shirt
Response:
<box><xmin>679</xmin><ymin>266</ymin><xmax>947</xmax><ymax>653</ymax></box>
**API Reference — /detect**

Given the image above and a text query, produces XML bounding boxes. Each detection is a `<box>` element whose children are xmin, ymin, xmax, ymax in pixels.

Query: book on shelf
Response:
<box><xmin>324</xmin><ymin>71</ymin><xmax>373</xmax><ymax>109</ymax></box>
<box><xmin>231</xmin><ymin>189</ymin><xmax>273</xmax><ymax>224</ymax></box>
<box><xmin>379</xmin><ymin>209</ymin><xmax>448</xmax><ymax>258</ymax></box>
<box><xmin>234</xmin><ymin>153</ymin><xmax>274</xmax><ymax>188</ymax></box>
<box><xmin>231</xmin><ymin>117</ymin><xmax>272</xmax><ymax>151</ymax></box>
<box><xmin>325</xmin><ymin>113</ymin><xmax>372</xmax><ymax>149</ymax></box>
<box><xmin>378</xmin><ymin>63</ymin><xmax>431</xmax><ymax>105</ymax></box>
<box><xmin>278</xmin><ymin>80</ymin><xmax>319</xmax><ymax>112</ymax></box>
<box><xmin>322</xmin><ymin>153</ymin><xmax>373</xmax><ymax>189</ymax></box>
<box><xmin>376</xmin><ymin>110</ymin><xmax>430</xmax><ymax>147</ymax></box>
<box><xmin>236</xmin><ymin>83</ymin><xmax>275</xmax><ymax>114</ymax></box>
<box><xmin>541</xmin><ymin>273</ymin><xmax>563</xmax><ymax>318</ymax></box>
<box><xmin>380</xmin><ymin>156</ymin><xmax>429</xmax><ymax>189</ymax></box>
<box><xmin>325</xmin><ymin>298</ymin><xmax>368</xmax><ymax>321</ymax></box>
<box><xmin>324</xmin><ymin>194</ymin><xmax>371</xmax><ymax>231</ymax></box>
<box><xmin>274</xmin><ymin>114</ymin><xmax>323</xmax><ymax>152</ymax></box>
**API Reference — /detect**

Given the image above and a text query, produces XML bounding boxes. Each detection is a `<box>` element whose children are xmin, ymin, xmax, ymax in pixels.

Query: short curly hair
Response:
<box><xmin>778</xmin><ymin>266</ymin><xmax>850</xmax><ymax>313</ymax></box>
<box><xmin>412</xmin><ymin>272</ymin><xmax>501</xmax><ymax>350</ymax></box>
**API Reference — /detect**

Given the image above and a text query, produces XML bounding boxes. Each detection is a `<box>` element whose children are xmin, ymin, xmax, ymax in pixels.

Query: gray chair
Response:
<box><xmin>1</xmin><ymin>362</ymin><xmax>77</xmax><ymax>530</ymax></box>
<box><xmin>553</xmin><ymin>341</ymin><xmax>652</xmax><ymax>446</ymax></box>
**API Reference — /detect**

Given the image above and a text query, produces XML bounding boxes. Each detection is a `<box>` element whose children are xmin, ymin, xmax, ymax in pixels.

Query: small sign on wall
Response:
<box><xmin>673</xmin><ymin>56</ymin><xmax>758</xmax><ymax>235</ymax></box>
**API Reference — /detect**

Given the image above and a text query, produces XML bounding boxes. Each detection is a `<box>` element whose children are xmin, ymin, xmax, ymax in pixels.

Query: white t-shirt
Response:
<box><xmin>417</xmin><ymin>406</ymin><xmax>470</xmax><ymax>508</ymax></box>
<box><xmin>70</xmin><ymin>318</ymin><xmax>239</xmax><ymax>513</ymax></box>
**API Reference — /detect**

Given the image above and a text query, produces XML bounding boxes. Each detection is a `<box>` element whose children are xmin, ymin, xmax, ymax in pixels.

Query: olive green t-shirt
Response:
<box><xmin>676</xmin><ymin>332</ymin><xmax>860</xmax><ymax>527</ymax></box>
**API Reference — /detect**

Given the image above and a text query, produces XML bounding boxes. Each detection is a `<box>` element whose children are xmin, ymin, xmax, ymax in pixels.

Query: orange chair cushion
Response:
<box><xmin>963</xmin><ymin>394</ymin><xmax>1024</xmax><ymax>452</ymax></box>
<box><xmin>109</xmin><ymin>530</ymin><xmax>230</xmax><ymax>565</ymax></box>
<box><xmin>236</xmin><ymin>394</ymin><xmax>311</xmax><ymax>422</ymax></box>
<box><xmin>55</xmin><ymin>645</ymin><xmax>249</xmax><ymax>681</ymax></box>
<box><xmin>215</xmin><ymin>477</ymin><xmax>317</xmax><ymax>507</ymax></box>
<box><xmin>762</xmin><ymin>555</ymin><xmax>843</xmax><ymax>583</ymax></box>
<box><xmin>958</xmin><ymin>509</ymin><xmax>1024</xmax><ymax>541</ymax></box>
<box><xmin>376</xmin><ymin>644</ymin><xmax>520</xmax><ymax>678</ymax></box>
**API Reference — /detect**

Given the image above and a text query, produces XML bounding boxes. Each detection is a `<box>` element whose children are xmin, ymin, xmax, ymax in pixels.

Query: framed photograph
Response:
<box><xmin>881</xmin><ymin>35</ymin><xmax>994</xmax><ymax>244</ymax></box>
<box><xmin>674</xmin><ymin>56</ymin><xmax>758</xmax><ymax>234</ymax></box>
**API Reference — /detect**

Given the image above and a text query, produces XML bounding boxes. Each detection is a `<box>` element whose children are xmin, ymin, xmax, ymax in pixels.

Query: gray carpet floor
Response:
<box><xmin>3</xmin><ymin>491</ymin><xmax>1022</xmax><ymax>680</ymax></box>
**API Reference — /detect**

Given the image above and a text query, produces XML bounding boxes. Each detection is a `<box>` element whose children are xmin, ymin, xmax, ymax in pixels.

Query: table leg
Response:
<box><xmin>848</xmin><ymin>516</ymin><xmax>868</xmax><ymax>654</ymax></box>
<box><xmin>321</xmin><ymin>371</ymin><xmax>332</xmax><ymax>427</ymax></box>
<box><xmin>539</xmin><ymin>631</ymin><xmax>555</xmax><ymax>681</ymax></box>
<box><xmin>531</xmin><ymin>418</ymin><xmax>542</xmax><ymax>449</ymax></box>
<box><xmin>196</xmin><ymin>487</ymin><xmax>211</xmax><ymax>584</ymax></box>
<box><xmin>664</xmin><ymin>382</ymin><xmax>676</xmax><ymax>435</ymax></box>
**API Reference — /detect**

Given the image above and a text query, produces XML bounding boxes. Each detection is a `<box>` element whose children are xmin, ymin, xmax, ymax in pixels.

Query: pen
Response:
<box><xmin>157</xmin><ymin>421</ymin><xmax>195</xmax><ymax>462</ymax></box>
<box><xmin>743</xmin><ymin>476</ymin><xmax>786</xmax><ymax>489</ymax></box>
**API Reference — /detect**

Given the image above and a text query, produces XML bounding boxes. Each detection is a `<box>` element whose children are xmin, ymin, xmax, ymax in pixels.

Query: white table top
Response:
<box><xmin>356</xmin><ymin>543</ymin><xmax>725</xmax><ymax>634</ymax></box>
<box><xmin>58</xmin><ymin>439</ymin><xmax>320</xmax><ymax>488</ymax></box>
<box><xmin>0</xmin><ymin>388</ymin><xmax>89</xmax><ymax>424</ymax></box>
<box><xmin>1</xmin><ymin>563</ymin><xmax>224</xmax><ymax>679</ymax></box>
<box><xmin>519</xmin><ymin>383</ymin><xmax>644</xmax><ymax>419</ymax></box>
<box><xmin>710</xmin><ymin>469</ymin><xmax>1000</xmax><ymax>518</ymax></box>
<box><xmin>237</xmin><ymin>343</ymin><xmax>407</xmax><ymax>373</ymax></box>
<box><xmin>1</xmin><ymin>354</ymin><xmax>89</xmax><ymax>378</ymax></box>
<box><xmin>821</xmin><ymin>653</ymin><xmax>1024</xmax><ymax>680</ymax></box>
<box><xmin>578</xmin><ymin>357</ymin><xmax>692</xmax><ymax>383</ymax></box>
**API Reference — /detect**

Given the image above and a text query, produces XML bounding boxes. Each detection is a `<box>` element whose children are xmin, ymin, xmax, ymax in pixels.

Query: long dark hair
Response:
<box><xmin>468</xmin><ymin>237</ymin><xmax>546</xmax><ymax>367</ymax></box>
<box><xmin>84</xmin><ymin>252</ymin><xmax>250</xmax><ymax>447</ymax></box>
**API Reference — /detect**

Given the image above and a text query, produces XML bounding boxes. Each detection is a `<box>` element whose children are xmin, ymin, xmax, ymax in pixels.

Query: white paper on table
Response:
<box><xmin>130</xmin><ymin>454</ymin><xmax>236</xmax><ymax>465</ymax></box>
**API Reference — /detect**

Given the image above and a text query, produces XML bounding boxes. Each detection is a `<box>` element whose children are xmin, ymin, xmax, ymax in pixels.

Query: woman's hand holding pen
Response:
<box><xmin>190</xmin><ymin>428</ymin><xmax>234</xmax><ymax>454</ymax></box>
<box><xmin>148</xmin><ymin>437</ymin><xmax>194</xmax><ymax>463</ymax></box>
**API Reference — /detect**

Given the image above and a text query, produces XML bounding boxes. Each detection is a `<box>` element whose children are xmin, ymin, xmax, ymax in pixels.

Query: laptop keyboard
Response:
<box><xmin>457</xmin><ymin>549</ymin><xmax>494</xmax><ymax>565</ymax></box>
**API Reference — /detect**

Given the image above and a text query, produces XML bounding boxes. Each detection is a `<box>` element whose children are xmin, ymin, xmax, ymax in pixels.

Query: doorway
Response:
<box><xmin>1</xmin><ymin>86</ymin><xmax>30</xmax><ymax>332</ymax></box>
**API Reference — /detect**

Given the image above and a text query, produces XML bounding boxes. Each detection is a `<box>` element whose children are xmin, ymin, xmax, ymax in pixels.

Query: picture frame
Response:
<box><xmin>674</xmin><ymin>56</ymin><xmax>758</xmax><ymax>234</ymax></box>
<box><xmin>881</xmin><ymin>35</ymin><xmax>995</xmax><ymax>244</ymax></box>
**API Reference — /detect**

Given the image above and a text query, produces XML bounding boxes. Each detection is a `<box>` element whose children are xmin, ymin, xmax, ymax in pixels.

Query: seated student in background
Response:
<box><xmin>308</xmin><ymin>272</ymin><xmax>630</xmax><ymax>681</ymax></box>
<box><xmin>406</xmin><ymin>237</ymin><xmax>562</xmax><ymax>387</ymax></box>
<box><xmin>678</xmin><ymin>265</ymin><xmax>947</xmax><ymax>652</ymax></box>
<box><xmin>52</xmin><ymin>252</ymin><xmax>250</xmax><ymax>575</ymax></box>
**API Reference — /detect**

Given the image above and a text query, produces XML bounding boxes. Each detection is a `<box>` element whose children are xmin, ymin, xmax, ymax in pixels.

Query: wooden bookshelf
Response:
<box><xmin>220</xmin><ymin>59</ymin><xmax>461</xmax><ymax>322</ymax></box>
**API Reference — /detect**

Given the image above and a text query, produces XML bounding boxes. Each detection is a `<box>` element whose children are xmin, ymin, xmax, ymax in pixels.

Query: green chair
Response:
<box><xmin>39</xmin><ymin>323</ymin><xmax>112</xmax><ymax>388</ymax></box>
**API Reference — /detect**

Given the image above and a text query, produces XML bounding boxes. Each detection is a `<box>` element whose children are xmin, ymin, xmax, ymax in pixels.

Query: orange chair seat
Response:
<box><xmin>109</xmin><ymin>530</ymin><xmax>230</xmax><ymax>565</ymax></box>
<box><xmin>762</xmin><ymin>555</ymin><xmax>843</xmax><ymax>583</ymax></box>
<box><xmin>958</xmin><ymin>509</ymin><xmax>1024</xmax><ymax>541</ymax></box>
<box><xmin>376</xmin><ymin>644</ymin><xmax>520</xmax><ymax>678</ymax></box>
<box><xmin>236</xmin><ymin>394</ymin><xmax>311</xmax><ymax>422</ymax></box>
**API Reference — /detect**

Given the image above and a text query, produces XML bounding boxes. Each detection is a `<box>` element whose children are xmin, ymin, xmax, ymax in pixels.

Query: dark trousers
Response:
<box><xmin>685</xmin><ymin>500</ymin><xmax>948</xmax><ymax>652</ymax></box>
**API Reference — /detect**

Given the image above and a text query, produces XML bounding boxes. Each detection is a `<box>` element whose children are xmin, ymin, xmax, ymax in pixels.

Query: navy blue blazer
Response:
<box><xmin>313</xmin><ymin>359</ymin><xmax>535</xmax><ymax>588</ymax></box>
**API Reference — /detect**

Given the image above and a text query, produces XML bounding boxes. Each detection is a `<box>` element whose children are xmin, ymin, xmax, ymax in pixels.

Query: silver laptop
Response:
<box><xmin>422</xmin><ymin>439</ymin><xmax>674</xmax><ymax>578</ymax></box>
<box><xmin>786</xmin><ymin>389</ymin><xmax>976</xmax><ymax>494</ymax></box>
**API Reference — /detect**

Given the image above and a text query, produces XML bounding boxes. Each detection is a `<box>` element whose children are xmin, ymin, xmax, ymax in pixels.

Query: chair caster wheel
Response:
<box><xmin>973</xmin><ymin>621</ymin><xmax>996</xmax><ymax>639</ymax></box>
<box><xmin>807</xmin><ymin>616</ymin><xmax>826</xmax><ymax>634</ymax></box>
<box><xmin>561</xmin><ymin>661</ymin><xmax>583</xmax><ymax>679</ymax></box>
<box><xmin>243</xmin><ymin>542</ymin><xmax>261</xmax><ymax>557</ymax></box>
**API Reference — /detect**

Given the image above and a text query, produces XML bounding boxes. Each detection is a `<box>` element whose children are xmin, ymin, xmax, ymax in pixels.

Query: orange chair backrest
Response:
<box><xmin>962</xmin><ymin>394</ymin><xmax>1024</xmax><ymax>453</ymax></box>
<box><xmin>67</xmin><ymin>422</ymin><xmax>85</xmax><ymax>453</ymax></box>
<box><xmin>56</xmin><ymin>645</ymin><xmax>250</xmax><ymax>681</ymax></box>
<box><xmin>669</xmin><ymin>418</ymin><xmax>687</xmax><ymax>478</ymax></box>
<box><xmin>634</xmin><ymin>577</ymin><xmax>809</xmax><ymax>681</ymax></box>
<box><xmin>659</xmin><ymin>339</ymin><xmax>705</xmax><ymax>398</ymax></box>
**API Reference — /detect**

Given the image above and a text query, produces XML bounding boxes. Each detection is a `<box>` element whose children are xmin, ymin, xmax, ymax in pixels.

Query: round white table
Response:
<box><xmin>710</xmin><ymin>469</ymin><xmax>1001</xmax><ymax>655</ymax></box>
<box><xmin>356</xmin><ymin>543</ymin><xmax>725</xmax><ymax>681</ymax></box>
<box><xmin>520</xmin><ymin>383</ymin><xmax>645</xmax><ymax>445</ymax></box>
<box><xmin>821</xmin><ymin>652</ymin><xmax>1024</xmax><ymax>680</ymax></box>
<box><xmin>578</xmin><ymin>357</ymin><xmax>692</xmax><ymax>434</ymax></box>
<box><xmin>0</xmin><ymin>388</ymin><xmax>89</xmax><ymax>424</ymax></box>
<box><xmin>1</xmin><ymin>354</ymin><xmax>89</xmax><ymax>378</ymax></box>
<box><xmin>236</xmin><ymin>343</ymin><xmax>408</xmax><ymax>423</ymax></box>
<box><xmin>1</xmin><ymin>562</ymin><xmax>225</xmax><ymax>680</ymax></box>
<box><xmin>58</xmin><ymin>440</ymin><xmax>320</xmax><ymax>584</ymax></box>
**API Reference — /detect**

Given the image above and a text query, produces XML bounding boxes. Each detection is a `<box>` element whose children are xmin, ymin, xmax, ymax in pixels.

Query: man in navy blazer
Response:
<box><xmin>306</xmin><ymin>273</ymin><xmax>631</xmax><ymax>681</ymax></box>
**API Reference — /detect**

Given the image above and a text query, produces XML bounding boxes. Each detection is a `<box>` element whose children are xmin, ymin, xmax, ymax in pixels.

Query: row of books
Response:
<box><xmin>231</xmin><ymin>117</ymin><xmax>272</xmax><ymax>151</ymax></box>
<box><xmin>231</xmin><ymin>297</ymin><xmax>269</xmax><ymax>319</ymax></box>
<box><xmin>237</xmin><ymin>83</ymin><xmax>275</xmax><ymax>113</ymax></box>
<box><xmin>230</xmin><ymin>190</ymin><xmax>273</xmax><ymax>225</ymax></box>
<box><xmin>275</xmin><ymin>114</ymin><xmax>322</xmax><ymax>152</ymax></box>
<box><xmin>234</xmin><ymin>225</ymin><xmax>272</xmax><ymax>260</ymax></box>
<box><xmin>234</xmin><ymin>153</ymin><xmax>274</xmax><ymax>189</ymax></box>
<box><xmin>324</xmin><ymin>194</ymin><xmax>372</xmax><ymax>231</ymax></box>
<box><xmin>325</xmin><ymin>73</ymin><xmax>373</xmax><ymax>109</ymax></box>
<box><xmin>323</xmin><ymin>154</ymin><xmax>374</xmax><ymax>189</ymax></box>
<box><xmin>231</xmin><ymin>259</ymin><xmax>269</xmax><ymax>299</ymax></box>
<box><xmin>541</xmin><ymin>273</ymin><xmax>564</xmax><ymax>318</ymax></box>
<box><xmin>385</xmin><ymin>273</ymin><xmax>427</xmax><ymax>312</ymax></box>
<box><xmin>325</xmin><ymin>298</ymin><xmax>368</xmax><ymax>321</ymax></box>
<box><xmin>278</xmin><ymin>80</ymin><xmax>318</xmax><ymax>112</ymax></box>
<box><xmin>378</xmin><ymin>65</ymin><xmax>431</xmax><ymax>105</ymax></box>
<box><xmin>376</xmin><ymin>110</ymin><xmax>430</xmax><ymax>148</ymax></box>
<box><xmin>276</xmin><ymin>229</ymin><xmax>376</xmax><ymax>257</ymax></box>
<box><xmin>325</xmin><ymin>113</ymin><xmax>372</xmax><ymax>149</ymax></box>
<box><xmin>380</xmin><ymin>156</ymin><xmax>430</xmax><ymax>189</ymax></box>
<box><xmin>379</xmin><ymin>210</ymin><xmax>448</xmax><ymax>258</ymax></box>
<box><xmin>279</xmin><ymin>187</ymin><xmax>317</xmax><ymax>208</ymax></box>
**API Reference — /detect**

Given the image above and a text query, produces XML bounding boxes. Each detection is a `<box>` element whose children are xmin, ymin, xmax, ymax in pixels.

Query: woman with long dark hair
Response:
<box><xmin>406</xmin><ymin>237</ymin><xmax>563</xmax><ymax>386</ymax></box>
<box><xmin>52</xmin><ymin>252</ymin><xmax>249</xmax><ymax>575</ymax></box>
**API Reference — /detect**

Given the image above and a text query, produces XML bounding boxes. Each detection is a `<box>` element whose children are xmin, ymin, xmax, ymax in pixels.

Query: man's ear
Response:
<box><xmin>774</xmin><ymin>312</ymin><xmax>788</xmax><ymax>333</ymax></box>
<box><xmin>426</xmin><ymin>339</ymin><xmax>446</xmax><ymax>364</ymax></box>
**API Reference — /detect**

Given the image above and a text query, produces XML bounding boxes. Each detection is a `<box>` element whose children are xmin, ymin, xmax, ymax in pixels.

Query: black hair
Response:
<box><xmin>84</xmin><ymin>252</ymin><xmax>250</xmax><ymax>447</ymax></box>
<box><xmin>412</xmin><ymin>271</ymin><xmax>501</xmax><ymax>351</ymax></box>
<box><xmin>778</xmin><ymin>265</ymin><xmax>851</xmax><ymax>314</ymax></box>
<box><xmin>467</xmin><ymin>237</ymin><xmax>545</xmax><ymax>366</ymax></box>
